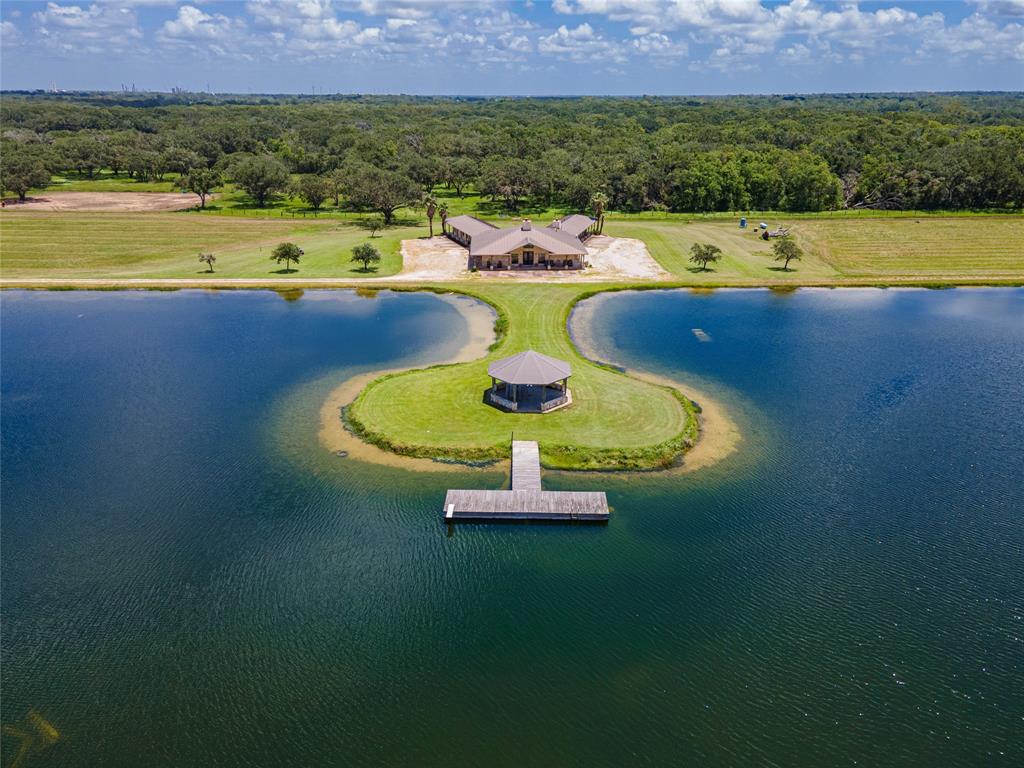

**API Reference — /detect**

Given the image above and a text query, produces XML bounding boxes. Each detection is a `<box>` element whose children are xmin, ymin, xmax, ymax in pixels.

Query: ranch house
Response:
<box><xmin>443</xmin><ymin>214</ymin><xmax>598</xmax><ymax>270</ymax></box>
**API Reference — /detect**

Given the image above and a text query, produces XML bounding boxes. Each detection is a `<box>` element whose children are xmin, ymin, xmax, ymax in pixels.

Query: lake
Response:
<box><xmin>2</xmin><ymin>287</ymin><xmax>1022</xmax><ymax>767</ymax></box>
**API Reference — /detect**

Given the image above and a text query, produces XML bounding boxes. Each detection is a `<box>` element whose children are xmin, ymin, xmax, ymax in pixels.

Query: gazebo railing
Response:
<box><xmin>539</xmin><ymin>393</ymin><xmax>569</xmax><ymax>412</ymax></box>
<box><xmin>486</xmin><ymin>390</ymin><xmax>518</xmax><ymax>412</ymax></box>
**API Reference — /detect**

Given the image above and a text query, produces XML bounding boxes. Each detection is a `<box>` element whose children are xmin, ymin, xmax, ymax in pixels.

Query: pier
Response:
<box><xmin>444</xmin><ymin>440</ymin><xmax>609</xmax><ymax>522</ymax></box>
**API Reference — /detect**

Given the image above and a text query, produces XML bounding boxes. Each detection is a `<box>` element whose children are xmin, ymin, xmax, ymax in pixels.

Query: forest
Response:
<box><xmin>1</xmin><ymin>92</ymin><xmax>1022</xmax><ymax>214</ymax></box>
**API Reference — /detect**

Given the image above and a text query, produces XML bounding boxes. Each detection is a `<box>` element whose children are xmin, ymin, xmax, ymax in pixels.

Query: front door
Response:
<box><xmin>523</xmin><ymin>250</ymin><xmax>534</xmax><ymax>266</ymax></box>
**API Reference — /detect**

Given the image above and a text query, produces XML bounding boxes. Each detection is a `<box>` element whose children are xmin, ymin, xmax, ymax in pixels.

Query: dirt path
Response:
<box><xmin>2</xmin><ymin>192</ymin><xmax>202</xmax><ymax>212</ymax></box>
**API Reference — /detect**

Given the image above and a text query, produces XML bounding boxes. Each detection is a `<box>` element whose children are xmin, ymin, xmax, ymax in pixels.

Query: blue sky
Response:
<box><xmin>1</xmin><ymin>1</ymin><xmax>1022</xmax><ymax>94</ymax></box>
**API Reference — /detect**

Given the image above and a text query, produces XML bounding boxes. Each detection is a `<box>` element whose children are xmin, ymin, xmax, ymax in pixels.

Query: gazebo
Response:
<box><xmin>486</xmin><ymin>350</ymin><xmax>572</xmax><ymax>413</ymax></box>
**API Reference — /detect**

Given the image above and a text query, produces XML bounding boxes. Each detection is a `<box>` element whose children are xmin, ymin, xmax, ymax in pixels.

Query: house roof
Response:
<box><xmin>470</xmin><ymin>221</ymin><xmax>587</xmax><ymax>257</ymax></box>
<box><xmin>548</xmin><ymin>214</ymin><xmax>595</xmax><ymax>237</ymax></box>
<box><xmin>487</xmin><ymin>350</ymin><xmax>572</xmax><ymax>385</ymax></box>
<box><xmin>446</xmin><ymin>214</ymin><xmax>497</xmax><ymax>238</ymax></box>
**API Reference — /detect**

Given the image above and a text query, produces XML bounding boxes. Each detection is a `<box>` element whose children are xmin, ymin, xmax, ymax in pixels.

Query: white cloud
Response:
<box><xmin>10</xmin><ymin>0</ymin><xmax>1024</xmax><ymax>78</ymax></box>
<box><xmin>631</xmin><ymin>31</ymin><xmax>686</xmax><ymax>57</ymax></box>
<box><xmin>33</xmin><ymin>2</ymin><xmax>143</xmax><ymax>54</ymax></box>
<box><xmin>923</xmin><ymin>12</ymin><xmax>1024</xmax><ymax>60</ymax></box>
<box><xmin>551</xmin><ymin>0</ymin><xmax>1015</xmax><ymax>68</ymax></box>
<box><xmin>538</xmin><ymin>22</ymin><xmax>629</xmax><ymax>63</ymax></box>
<box><xmin>159</xmin><ymin>5</ymin><xmax>244</xmax><ymax>42</ymax></box>
<box><xmin>970</xmin><ymin>0</ymin><xmax>1024</xmax><ymax>17</ymax></box>
<box><xmin>1</xmin><ymin>20</ymin><xmax>22</xmax><ymax>46</ymax></box>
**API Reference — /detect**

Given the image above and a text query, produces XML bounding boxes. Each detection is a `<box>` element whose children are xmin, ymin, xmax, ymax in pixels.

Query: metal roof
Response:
<box><xmin>548</xmin><ymin>214</ymin><xmax>595</xmax><ymax>237</ymax></box>
<box><xmin>470</xmin><ymin>222</ymin><xmax>587</xmax><ymax>257</ymax></box>
<box><xmin>446</xmin><ymin>214</ymin><xmax>497</xmax><ymax>237</ymax></box>
<box><xmin>487</xmin><ymin>350</ymin><xmax>572</xmax><ymax>385</ymax></box>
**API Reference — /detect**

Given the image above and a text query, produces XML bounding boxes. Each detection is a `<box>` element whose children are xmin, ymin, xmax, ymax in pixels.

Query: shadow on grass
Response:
<box><xmin>686</xmin><ymin>266</ymin><xmax>716</xmax><ymax>274</ymax></box>
<box><xmin>270</xmin><ymin>268</ymin><xmax>299</xmax><ymax>274</ymax></box>
<box><xmin>766</xmin><ymin>266</ymin><xmax>796</xmax><ymax>272</ymax></box>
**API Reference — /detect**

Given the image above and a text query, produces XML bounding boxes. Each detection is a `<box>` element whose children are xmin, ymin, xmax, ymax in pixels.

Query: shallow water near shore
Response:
<box><xmin>2</xmin><ymin>287</ymin><xmax>1022</xmax><ymax>767</ymax></box>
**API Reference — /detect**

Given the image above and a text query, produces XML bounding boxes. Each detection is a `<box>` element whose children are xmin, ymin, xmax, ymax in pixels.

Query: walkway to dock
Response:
<box><xmin>444</xmin><ymin>440</ymin><xmax>609</xmax><ymax>522</ymax></box>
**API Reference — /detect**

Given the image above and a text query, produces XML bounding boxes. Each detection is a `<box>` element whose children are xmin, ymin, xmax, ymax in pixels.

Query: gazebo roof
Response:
<box><xmin>487</xmin><ymin>350</ymin><xmax>572</xmax><ymax>386</ymax></box>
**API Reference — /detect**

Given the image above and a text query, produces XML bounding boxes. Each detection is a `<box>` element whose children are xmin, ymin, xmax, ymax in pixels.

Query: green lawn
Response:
<box><xmin>607</xmin><ymin>217</ymin><xmax>1024</xmax><ymax>283</ymax></box>
<box><xmin>2</xmin><ymin>207</ymin><xmax>1020</xmax><ymax>284</ymax></box>
<box><xmin>348</xmin><ymin>284</ymin><xmax>697</xmax><ymax>470</ymax></box>
<box><xmin>0</xmin><ymin>212</ymin><xmax>411</xmax><ymax>279</ymax></box>
<box><xmin>799</xmin><ymin>217</ymin><xmax>1024</xmax><ymax>278</ymax></box>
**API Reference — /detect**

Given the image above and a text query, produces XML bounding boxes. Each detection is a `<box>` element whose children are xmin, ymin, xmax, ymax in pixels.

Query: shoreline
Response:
<box><xmin>316</xmin><ymin>293</ymin><xmax>499</xmax><ymax>473</ymax></box>
<box><xmin>3</xmin><ymin>277</ymin><xmax>1024</xmax><ymax>290</ymax></box>
<box><xmin>323</xmin><ymin>286</ymin><xmax>740</xmax><ymax>475</ymax></box>
<box><xmin>570</xmin><ymin>291</ymin><xmax>741</xmax><ymax>473</ymax></box>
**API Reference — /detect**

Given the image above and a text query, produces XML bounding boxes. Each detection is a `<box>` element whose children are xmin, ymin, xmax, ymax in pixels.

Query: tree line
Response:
<box><xmin>2</xmin><ymin>92</ymin><xmax>1021</xmax><ymax>212</ymax></box>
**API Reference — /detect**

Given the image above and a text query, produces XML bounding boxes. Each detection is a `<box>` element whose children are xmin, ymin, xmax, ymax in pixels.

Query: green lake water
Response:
<box><xmin>2</xmin><ymin>287</ymin><xmax>1022</xmax><ymax>767</ymax></box>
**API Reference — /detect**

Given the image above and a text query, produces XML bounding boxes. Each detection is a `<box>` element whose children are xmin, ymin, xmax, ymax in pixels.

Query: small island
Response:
<box><xmin>344</xmin><ymin>284</ymin><xmax>701</xmax><ymax>472</ymax></box>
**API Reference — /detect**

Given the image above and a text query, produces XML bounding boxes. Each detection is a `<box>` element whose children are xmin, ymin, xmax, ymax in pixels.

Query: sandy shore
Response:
<box><xmin>570</xmin><ymin>290</ymin><xmax>741</xmax><ymax>473</ymax></box>
<box><xmin>317</xmin><ymin>293</ymin><xmax>498</xmax><ymax>472</ymax></box>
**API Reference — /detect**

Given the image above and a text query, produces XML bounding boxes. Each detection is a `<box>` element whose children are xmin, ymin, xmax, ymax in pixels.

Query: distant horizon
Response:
<box><xmin>2</xmin><ymin>1</ymin><xmax>1022</xmax><ymax>95</ymax></box>
<box><xmin>4</xmin><ymin>88</ymin><xmax>1022</xmax><ymax>99</ymax></box>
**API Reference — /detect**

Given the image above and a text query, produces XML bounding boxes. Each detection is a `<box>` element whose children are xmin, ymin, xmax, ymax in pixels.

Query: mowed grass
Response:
<box><xmin>799</xmin><ymin>217</ymin><xmax>1024</xmax><ymax>278</ymax></box>
<box><xmin>0</xmin><ymin>212</ymin><xmax>411</xmax><ymax>279</ymax></box>
<box><xmin>348</xmin><ymin>284</ymin><xmax>696</xmax><ymax>470</ymax></box>
<box><xmin>610</xmin><ymin>219</ymin><xmax>841</xmax><ymax>282</ymax></box>
<box><xmin>611</xmin><ymin>216</ymin><xmax>1024</xmax><ymax>283</ymax></box>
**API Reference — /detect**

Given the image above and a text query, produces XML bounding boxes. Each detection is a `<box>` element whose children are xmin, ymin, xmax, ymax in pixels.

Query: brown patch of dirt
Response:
<box><xmin>2</xmin><ymin>192</ymin><xmax>204</xmax><ymax>212</ymax></box>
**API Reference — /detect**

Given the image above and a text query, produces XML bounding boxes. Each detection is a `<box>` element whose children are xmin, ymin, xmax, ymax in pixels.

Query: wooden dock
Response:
<box><xmin>444</xmin><ymin>440</ymin><xmax>609</xmax><ymax>522</ymax></box>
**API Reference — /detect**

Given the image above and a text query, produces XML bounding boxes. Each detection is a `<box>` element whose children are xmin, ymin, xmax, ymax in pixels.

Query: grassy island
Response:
<box><xmin>346</xmin><ymin>284</ymin><xmax>699</xmax><ymax>471</ymax></box>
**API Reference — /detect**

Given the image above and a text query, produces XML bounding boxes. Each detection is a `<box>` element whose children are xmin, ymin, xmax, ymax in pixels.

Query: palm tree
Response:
<box><xmin>438</xmin><ymin>202</ymin><xmax>449</xmax><ymax>233</ymax></box>
<box><xmin>591</xmin><ymin>191</ymin><xmax>608</xmax><ymax>234</ymax></box>
<box><xmin>423</xmin><ymin>194</ymin><xmax>438</xmax><ymax>238</ymax></box>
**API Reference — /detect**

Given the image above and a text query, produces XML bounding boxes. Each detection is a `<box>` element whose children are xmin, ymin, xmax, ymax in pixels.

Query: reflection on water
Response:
<box><xmin>2</xmin><ymin>288</ymin><xmax>1022</xmax><ymax>767</ymax></box>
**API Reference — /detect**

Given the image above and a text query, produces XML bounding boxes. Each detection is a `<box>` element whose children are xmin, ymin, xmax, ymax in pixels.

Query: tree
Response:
<box><xmin>591</xmin><ymin>191</ymin><xmax>608</xmax><ymax>233</ymax></box>
<box><xmin>159</xmin><ymin>147</ymin><xmax>204</xmax><ymax>178</ymax></box>
<box><xmin>443</xmin><ymin>156</ymin><xmax>476</xmax><ymax>196</ymax></box>
<box><xmin>231</xmin><ymin>154</ymin><xmax>290</xmax><ymax>207</ymax></box>
<box><xmin>327</xmin><ymin>167</ymin><xmax>346</xmax><ymax>207</ymax></box>
<box><xmin>365</xmin><ymin>215</ymin><xmax>384</xmax><ymax>237</ymax></box>
<box><xmin>771</xmin><ymin>237</ymin><xmax>803</xmax><ymax>271</ymax></box>
<box><xmin>198</xmin><ymin>252</ymin><xmax>216</xmax><ymax>273</ymax></box>
<box><xmin>0</xmin><ymin>149</ymin><xmax>51</xmax><ymax>201</ymax></box>
<box><xmin>179</xmin><ymin>167</ymin><xmax>220</xmax><ymax>208</ymax></box>
<box><xmin>344</xmin><ymin>165</ymin><xmax>420</xmax><ymax>224</ymax></box>
<box><xmin>478</xmin><ymin>157</ymin><xmax>530</xmax><ymax>210</ymax></box>
<box><xmin>271</xmin><ymin>242</ymin><xmax>302</xmax><ymax>272</ymax></box>
<box><xmin>688</xmin><ymin>243</ymin><xmax>723</xmax><ymax>272</ymax></box>
<box><xmin>438</xmin><ymin>202</ymin><xmax>449</xmax><ymax>230</ymax></box>
<box><xmin>293</xmin><ymin>174</ymin><xmax>332</xmax><ymax>211</ymax></box>
<box><xmin>351</xmin><ymin>242</ymin><xmax>382</xmax><ymax>272</ymax></box>
<box><xmin>422</xmin><ymin>193</ymin><xmax>438</xmax><ymax>238</ymax></box>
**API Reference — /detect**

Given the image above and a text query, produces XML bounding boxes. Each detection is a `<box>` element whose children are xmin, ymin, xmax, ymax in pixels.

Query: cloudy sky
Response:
<box><xmin>1</xmin><ymin>1</ymin><xmax>1022</xmax><ymax>94</ymax></box>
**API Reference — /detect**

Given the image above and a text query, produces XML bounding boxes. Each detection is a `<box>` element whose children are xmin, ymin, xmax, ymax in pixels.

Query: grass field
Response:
<box><xmin>347</xmin><ymin>284</ymin><xmax>697</xmax><ymax>470</ymax></box>
<box><xmin>0</xmin><ymin>212</ymin><xmax>411</xmax><ymax>279</ymax></box>
<box><xmin>2</xmin><ymin>207</ymin><xmax>1021</xmax><ymax>284</ymax></box>
<box><xmin>799</xmin><ymin>217</ymin><xmax>1024</xmax><ymax>278</ymax></box>
<box><xmin>606</xmin><ymin>217</ymin><xmax>1023</xmax><ymax>282</ymax></box>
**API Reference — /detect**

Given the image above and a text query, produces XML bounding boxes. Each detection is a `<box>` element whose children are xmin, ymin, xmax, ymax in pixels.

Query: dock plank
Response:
<box><xmin>512</xmin><ymin>440</ymin><xmax>542</xmax><ymax>491</ymax></box>
<box><xmin>444</xmin><ymin>439</ymin><xmax>609</xmax><ymax>522</ymax></box>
